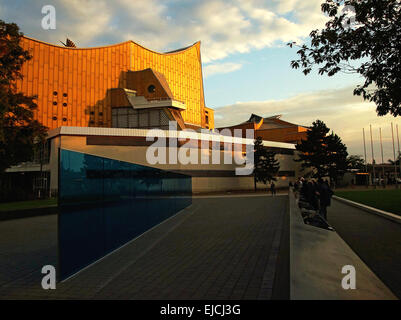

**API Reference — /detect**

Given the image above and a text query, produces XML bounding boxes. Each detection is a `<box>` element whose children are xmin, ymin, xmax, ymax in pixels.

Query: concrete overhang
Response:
<box><xmin>125</xmin><ymin>90</ymin><xmax>186</xmax><ymax>111</ymax></box>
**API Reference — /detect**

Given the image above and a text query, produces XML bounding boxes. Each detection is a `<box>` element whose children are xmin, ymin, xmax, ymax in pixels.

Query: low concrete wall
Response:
<box><xmin>289</xmin><ymin>190</ymin><xmax>397</xmax><ymax>300</ymax></box>
<box><xmin>333</xmin><ymin>195</ymin><xmax>401</xmax><ymax>225</ymax></box>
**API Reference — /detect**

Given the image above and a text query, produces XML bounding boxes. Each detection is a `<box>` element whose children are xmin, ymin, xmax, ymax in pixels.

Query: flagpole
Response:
<box><xmin>370</xmin><ymin>125</ymin><xmax>376</xmax><ymax>188</ymax></box>
<box><xmin>397</xmin><ymin>124</ymin><xmax>400</xmax><ymax>183</ymax></box>
<box><xmin>380</xmin><ymin>127</ymin><xmax>385</xmax><ymax>187</ymax></box>
<box><xmin>391</xmin><ymin>123</ymin><xmax>398</xmax><ymax>188</ymax></box>
<box><xmin>363</xmin><ymin>128</ymin><xmax>368</xmax><ymax>187</ymax></box>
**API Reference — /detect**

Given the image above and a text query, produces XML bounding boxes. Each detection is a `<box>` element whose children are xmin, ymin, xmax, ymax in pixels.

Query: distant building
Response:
<box><xmin>3</xmin><ymin>39</ymin><xmax>304</xmax><ymax>201</ymax></box>
<box><xmin>218</xmin><ymin>114</ymin><xmax>308</xmax><ymax>144</ymax></box>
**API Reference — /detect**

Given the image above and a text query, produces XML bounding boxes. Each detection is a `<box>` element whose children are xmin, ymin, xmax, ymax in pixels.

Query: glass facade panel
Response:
<box><xmin>58</xmin><ymin>149</ymin><xmax>192</xmax><ymax>280</ymax></box>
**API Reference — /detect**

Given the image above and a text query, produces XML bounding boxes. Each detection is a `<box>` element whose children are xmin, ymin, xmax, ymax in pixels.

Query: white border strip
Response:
<box><xmin>47</xmin><ymin>126</ymin><xmax>296</xmax><ymax>149</ymax></box>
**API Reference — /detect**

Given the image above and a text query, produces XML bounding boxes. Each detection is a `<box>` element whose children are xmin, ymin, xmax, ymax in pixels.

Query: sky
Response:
<box><xmin>1</xmin><ymin>0</ymin><xmax>400</xmax><ymax>162</ymax></box>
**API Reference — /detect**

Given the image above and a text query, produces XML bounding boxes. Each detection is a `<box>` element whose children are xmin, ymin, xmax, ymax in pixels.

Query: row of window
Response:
<box><xmin>53</xmin><ymin>92</ymin><xmax>68</xmax><ymax>97</ymax></box>
<box><xmin>89</xmin><ymin>111</ymin><xmax>103</xmax><ymax>116</ymax></box>
<box><xmin>51</xmin><ymin>116</ymin><xmax>68</xmax><ymax>121</ymax></box>
<box><xmin>52</xmin><ymin>92</ymin><xmax>68</xmax><ymax>112</ymax></box>
<box><xmin>49</xmin><ymin>117</ymin><xmax>105</xmax><ymax>125</ymax></box>
<box><xmin>52</xmin><ymin>102</ymin><xmax>68</xmax><ymax>106</ymax></box>
<box><xmin>111</xmin><ymin>108</ymin><xmax>167</xmax><ymax>128</ymax></box>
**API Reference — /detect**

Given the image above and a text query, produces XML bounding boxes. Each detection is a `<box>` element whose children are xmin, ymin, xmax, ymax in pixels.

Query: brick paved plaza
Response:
<box><xmin>0</xmin><ymin>195</ymin><xmax>288</xmax><ymax>299</ymax></box>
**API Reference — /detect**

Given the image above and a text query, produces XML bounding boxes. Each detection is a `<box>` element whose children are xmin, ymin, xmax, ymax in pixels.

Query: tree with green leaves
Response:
<box><xmin>326</xmin><ymin>132</ymin><xmax>349</xmax><ymax>181</ymax></box>
<box><xmin>388</xmin><ymin>152</ymin><xmax>401</xmax><ymax>166</ymax></box>
<box><xmin>0</xmin><ymin>20</ymin><xmax>47</xmax><ymax>173</ymax></box>
<box><xmin>296</xmin><ymin>120</ymin><xmax>348</xmax><ymax>182</ymax></box>
<box><xmin>347</xmin><ymin>154</ymin><xmax>365</xmax><ymax>170</ymax></box>
<box><xmin>288</xmin><ymin>0</ymin><xmax>401</xmax><ymax>117</ymax></box>
<box><xmin>253</xmin><ymin>136</ymin><xmax>280</xmax><ymax>191</ymax></box>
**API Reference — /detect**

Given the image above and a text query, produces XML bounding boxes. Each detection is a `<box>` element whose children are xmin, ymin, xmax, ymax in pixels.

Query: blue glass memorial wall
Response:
<box><xmin>58</xmin><ymin>149</ymin><xmax>192</xmax><ymax>280</ymax></box>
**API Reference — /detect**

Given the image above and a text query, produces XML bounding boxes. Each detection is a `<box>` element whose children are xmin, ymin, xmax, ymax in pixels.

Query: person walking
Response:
<box><xmin>270</xmin><ymin>182</ymin><xmax>276</xmax><ymax>196</ymax></box>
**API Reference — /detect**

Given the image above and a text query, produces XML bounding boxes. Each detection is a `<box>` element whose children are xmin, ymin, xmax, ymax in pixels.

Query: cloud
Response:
<box><xmin>203</xmin><ymin>62</ymin><xmax>242</xmax><ymax>78</ymax></box>
<box><xmin>7</xmin><ymin>1</ymin><xmax>399</xmax><ymax>161</ymax></box>
<box><xmin>214</xmin><ymin>86</ymin><xmax>401</xmax><ymax>162</ymax></box>
<box><xmin>1</xmin><ymin>0</ymin><xmax>327</xmax><ymax>63</ymax></box>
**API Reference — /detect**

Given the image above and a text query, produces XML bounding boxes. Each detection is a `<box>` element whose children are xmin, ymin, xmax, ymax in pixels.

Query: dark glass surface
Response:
<box><xmin>58</xmin><ymin>149</ymin><xmax>192</xmax><ymax>280</ymax></box>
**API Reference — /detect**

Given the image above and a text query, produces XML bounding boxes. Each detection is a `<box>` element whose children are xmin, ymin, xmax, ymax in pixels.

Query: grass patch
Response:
<box><xmin>0</xmin><ymin>198</ymin><xmax>57</xmax><ymax>212</ymax></box>
<box><xmin>335</xmin><ymin>189</ymin><xmax>401</xmax><ymax>216</ymax></box>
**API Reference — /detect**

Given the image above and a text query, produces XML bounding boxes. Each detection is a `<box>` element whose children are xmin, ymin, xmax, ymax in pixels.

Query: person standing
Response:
<box><xmin>317</xmin><ymin>179</ymin><xmax>333</xmax><ymax>220</ymax></box>
<box><xmin>270</xmin><ymin>182</ymin><xmax>276</xmax><ymax>196</ymax></box>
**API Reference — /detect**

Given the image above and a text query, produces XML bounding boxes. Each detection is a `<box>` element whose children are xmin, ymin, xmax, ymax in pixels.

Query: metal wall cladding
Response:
<box><xmin>17</xmin><ymin>37</ymin><xmax>206</xmax><ymax>130</ymax></box>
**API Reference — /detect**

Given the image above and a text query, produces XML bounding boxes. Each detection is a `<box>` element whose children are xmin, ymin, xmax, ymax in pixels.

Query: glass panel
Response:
<box><xmin>128</xmin><ymin>113</ymin><xmax>138</xmax><ymax>128</ymax></box>
<box><xmin>149</xmin><ymin>110</ymin><xmax>159</xmax><ymax>126</ymax></box>
<box><xmin>117</xmin><ymin>114</ymin><xmax>128</xmax><ymax>128</ymax></box>
<box><xmin>58</xmin><ymin>149</ymin><xmax>192</xmax><ymax>280</ymax></box>
<box><xmin>139</xmin><ymin>111</ymin><xmax>148</xmax><ymax>127</ymax></box>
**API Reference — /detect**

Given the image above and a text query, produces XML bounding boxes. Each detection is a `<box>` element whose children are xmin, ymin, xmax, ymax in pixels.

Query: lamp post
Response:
<box><xmin>370</xmin><ymin>125</ymin><xmax>376</xmax><ymax>188</ymax></box>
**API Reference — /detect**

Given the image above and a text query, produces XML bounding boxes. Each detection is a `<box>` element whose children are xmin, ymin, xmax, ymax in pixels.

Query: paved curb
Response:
<box><xmin>333</xmin><ymin>196</ymin><xmax>401</xmax><ymax>225</ymax></box>
<box><xmin>0</xmin><ymin>206</ymin><xmax>58</xmax><ymax>222</ymax></box>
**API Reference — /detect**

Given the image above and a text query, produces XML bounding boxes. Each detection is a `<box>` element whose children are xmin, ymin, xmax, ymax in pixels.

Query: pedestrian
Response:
<box><xmin>270</xmin><ymin>182</ymin><xmax>276</xmax><ymax>196</ymax></box>
<box><xmin>305</xmin><ymin>180</ymin><xmax>319</xmax><ymax>211</ymax></box>
<box><xmin>317</xmin><ymin>178</ymin><xmax>334</xmax><ymax>220</ymax></box>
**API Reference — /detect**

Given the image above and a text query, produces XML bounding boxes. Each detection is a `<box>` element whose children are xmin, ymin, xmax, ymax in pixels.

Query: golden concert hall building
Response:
<box><xmin>16</xmin><ymin>36</ymin><xmax>215</xmax><ymax>131</ymax></box>
<box><xmin>7</xmin><ymin>36</ymin><xmax>299</xmax><ymax>199</ymax></box>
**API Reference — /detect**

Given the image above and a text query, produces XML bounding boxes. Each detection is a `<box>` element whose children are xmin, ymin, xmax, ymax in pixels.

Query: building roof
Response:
<box><xmin>23</xmin><ymin>35</ymin><xmax>200</xmax><ymax>56</ymax></box>
<box><xmin>221</xmin><ymin>114</ymin><xmax>308</xmax><ymax>131</ymax></box>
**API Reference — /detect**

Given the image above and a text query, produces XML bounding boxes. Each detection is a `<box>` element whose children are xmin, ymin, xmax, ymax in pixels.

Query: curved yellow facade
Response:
<box><xmin>17</xmin><ymin>36</ymin><xmax>207</xmax><ymax>129</ymax></box>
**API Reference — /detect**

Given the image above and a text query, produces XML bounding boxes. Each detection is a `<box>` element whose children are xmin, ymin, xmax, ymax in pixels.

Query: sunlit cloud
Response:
<box><xmin>1</xmin><ymin>0</ymin><xmax>327</xmax><ymax>63</ymax></box>
<box><xmin>214</xmin><ymin>86</ymin><xmax>401</xmax><ymax>163</ymax></box>
<box><xmin>203</xmin><ymin>62</ymin><xmax>242</xmax><ymax>78</ymax></box>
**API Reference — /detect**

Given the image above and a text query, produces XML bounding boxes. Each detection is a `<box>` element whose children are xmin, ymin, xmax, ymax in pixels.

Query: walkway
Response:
<box><xmin>0</xmin><ymin>195</ymin><xmax>287</xmax><ymax>300</ymax></box>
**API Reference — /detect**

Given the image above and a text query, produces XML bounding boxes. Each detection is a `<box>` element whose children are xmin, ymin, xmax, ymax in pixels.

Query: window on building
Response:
<box><xmin>147</xmin><ymin>85</ymin><xmax>156</xmax><ymax>93</ymax></box>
